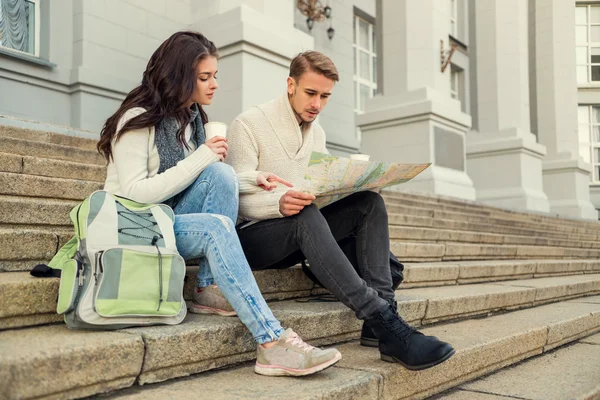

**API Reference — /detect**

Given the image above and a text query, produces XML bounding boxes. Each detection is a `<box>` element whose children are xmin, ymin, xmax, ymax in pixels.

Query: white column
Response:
<box><xmin>532</xmin><ymin>0</ymin><xmax>596</xmax><ymax>219</ymax></box>
<box><xmin>466</xmin><ymin>0</ymin><xmax>550</xmax><ymax>212</ymax></box>
<box><xmin>358</xmin><ymin>0</ymin><xmax>476</xmax><ymax>200</ymax></box>
<box><xmin>189</xmin><ymin>0</ymin><xmax>313</xmax><ymax>125</ymax></box>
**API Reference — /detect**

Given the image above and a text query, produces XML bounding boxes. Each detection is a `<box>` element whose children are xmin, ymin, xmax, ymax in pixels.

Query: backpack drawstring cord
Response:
<box><xmin>152</xmin><ymin>235</ymin><xmax>164</xmax><ymax>311</ymax></box>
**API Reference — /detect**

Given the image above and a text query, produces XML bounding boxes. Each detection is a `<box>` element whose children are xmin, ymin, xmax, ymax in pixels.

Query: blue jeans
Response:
<box><xmin>173</xmin><ymin>163</ymin><xmax>284</xmax><ymax>344</ymax></box>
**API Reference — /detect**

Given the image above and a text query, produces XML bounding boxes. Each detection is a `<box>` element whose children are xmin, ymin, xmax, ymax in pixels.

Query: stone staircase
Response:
<box><xmin>436</xmin><ymin>331</ymin><xmax>600</xmax><ymax>400</ymax></box>
<box><xmin>1</xmin><ymin>122</ymin><xmax>600</xmax><ymax>400</ymax></box>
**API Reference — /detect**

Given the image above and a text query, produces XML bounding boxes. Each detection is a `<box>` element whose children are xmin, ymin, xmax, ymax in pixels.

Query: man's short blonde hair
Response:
<box><xmin>289</xmin><ymin>51</ymin><xmax>339</xmax><ymax>83</ymax></box>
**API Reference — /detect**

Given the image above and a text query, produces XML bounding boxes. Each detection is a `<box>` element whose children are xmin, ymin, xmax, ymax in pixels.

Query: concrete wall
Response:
<box><xmin>0</xmin><ymin>0</ymin><xmax>370</xmax><ymax>155</ymax></box>
<box><xmin>0</xmin><ymin>0</ymin><xmax>192</xmax><ymax>133</ymax></box>
<box><xmin>0</xmin><ymin>0</ymin><xmax>74</xmax><ymax>126</ymax></box>
<box><xmin>193</xmin><ymin>1</ymin><xmax>313</xmax><ymax>127</ymax></box>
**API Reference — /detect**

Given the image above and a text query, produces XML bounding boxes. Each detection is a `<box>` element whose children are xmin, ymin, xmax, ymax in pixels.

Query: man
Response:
<box><xmin>226</xmin><ymin>50</ymin><xmax>454</xmax><ymax>370</ymax></box>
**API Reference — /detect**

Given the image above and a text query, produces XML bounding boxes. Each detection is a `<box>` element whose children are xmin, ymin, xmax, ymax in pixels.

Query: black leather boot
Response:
<box><xmin>361</xmin><ymin>301</ymin><xmax>439</xmax><ymax>347</ymax></box>
<box><xmin>364</xmin><ymin>305</ymin><xmax>455</xmax><ymax>370</ymax></box>
<box><xmin>360</xmin><ymin>322</ymin><xmax>379</xmax><ymax>347</ymax></box>
<box><xmin>360</xmin><ymin>300</ymin><xmax>398</xmax><ymax>347</ymax></box>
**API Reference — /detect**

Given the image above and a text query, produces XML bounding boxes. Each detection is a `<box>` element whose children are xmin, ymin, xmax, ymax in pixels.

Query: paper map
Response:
<box><xmin>303</xmin><ymin>152</ymin><xmax>430</xmax><ymax>208</ymax></box>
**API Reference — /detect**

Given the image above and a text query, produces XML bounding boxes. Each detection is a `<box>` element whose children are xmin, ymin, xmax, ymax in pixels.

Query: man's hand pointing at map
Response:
<box><xmin>256</xmin><ymin>172</ymin><xmax>294</xmax><ymax>191</ymax></box>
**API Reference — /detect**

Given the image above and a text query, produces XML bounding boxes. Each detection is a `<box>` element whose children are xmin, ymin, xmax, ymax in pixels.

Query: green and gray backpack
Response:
<box><xmin>36</xmin><ymin>190</ymin><xmax>187</xmax><ymax>329</ymax></box>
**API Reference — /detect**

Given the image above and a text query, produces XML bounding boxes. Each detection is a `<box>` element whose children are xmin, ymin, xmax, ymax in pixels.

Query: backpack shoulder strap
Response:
<box><xmin>48</xmin><ymin>235</ymin><xmax>79</xmax><ymax>270</ymax></box>
<box><xmin>30</xmin><ymin>263</ymin><xmax>62</xmax><ymax>278</ymax></box>
<box><xmin>30</xmin><ymin>202</ymin><xmax>83</xmax><ymax>278</ymax></box>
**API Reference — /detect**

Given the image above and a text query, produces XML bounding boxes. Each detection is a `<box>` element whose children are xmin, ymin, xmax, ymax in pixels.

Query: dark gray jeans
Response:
<box><xmin>236</xmin><ymin>191</ymin><xmax>395</xmax><ymax>320</ymax></box>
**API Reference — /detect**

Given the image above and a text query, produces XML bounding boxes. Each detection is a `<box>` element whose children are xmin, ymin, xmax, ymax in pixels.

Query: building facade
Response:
<box><xmin>0</xmin><ymin>0</ymin><xmax>599</xmax><ymax>219</ymax></box>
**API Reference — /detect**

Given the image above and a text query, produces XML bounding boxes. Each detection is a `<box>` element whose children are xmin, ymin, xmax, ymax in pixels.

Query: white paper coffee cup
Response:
<box><xmin>350</xmin><ymin>154</ymin><xmax>370</xmax><ymax>162</ymax></box>
<box><xmin>204</xmin><ymin>121</ymin><xmax>228</xmax><ymax>140</ymax></box>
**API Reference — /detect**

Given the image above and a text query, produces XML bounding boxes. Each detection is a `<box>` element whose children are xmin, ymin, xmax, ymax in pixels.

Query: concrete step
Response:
<box><xmin>388</xmin><ymin>213</ymin><xmax>600</xmax><ymax>243</ymax></box>
<box><xmin>0</xmin><ymin>139</ymin><xmax>596</xmax><ymax>242</ymax></box>
<box><xmin>382</xmin><ymin>192</ymin><xmax>598</xmax><ymax>230</ymax></box>
<box><xmin>84</xmin><ymin>297</ymin><xmax>600</xmax><ymax>400</ymax></box>
<box><xmin>2</xmin><ymin>179</ymin><xmax>598</xmax><ymax>254</ymax></box>
<box><xmin>0</xmin><ymin>172</ymin><xmax>102</xmax><ymax>201</ymax></box>
<box><xmin>329</xmin><ymin>297</ymin><xmax>600</xmax><ymax>400</ymax></box>
<box><xmin>0</xmin><ymin>299</ymin><xmax>361</xmax><ymax>399</ymax></box>
<box><xmin>0</xmin><ymin>195</ymin><xmax>78</xmax><ymax>227</ymax></box>
<box><xmin>5</xmin><ymin>190</ymin><xmax>597</xmax><ymax>248</ymax></box>
<box><xmin>0</xmin><ymin>266</ymin><xmax>318</xmax><ymax>330</ymax></box>
<box><xmin>400</xmin><ymin>273</ymin><xmax>600</xmax><ymax>324</ymax></box>
<box><xmin>0</xmin><ymin>228</ymin><xmax>63</xmax><ymax>267</ymax></box>
<box><xmin>448</xmin><ymin>217</ymin><xmax>600</xmax><ymax>242</ymax></box>
<box><xmin>5</xmin><ymin>219</ymin><xmax>600</xmax><ymax>271</ymax></box>
<box><xmin>402</xmin><ymin>259</ymin><xmax>600</xmax><ymax>288</ymax></box>
<box><xmin>383</xmin><ymin>191</ymin><xmax>600</xmax><ymax>232</ymax></box>
<box><xmin>383</xmin><ymin>193</ymin><xmax>495</xmax><ymax>217</ymax></box>
<box><xmin>0</xmin><ymin>197</ymin><xmax>76</xmax><ymax>273</ymax></box>
<box><xmin>3</xmin><ymin>265</ymin><xmax>599</xmax><ymax>333</ymax></box>
<box><xmin>390</xmin><ymin>225</ymin><xmax>600</xmax><ymax>250</ymax></box>
<box><xmin>0</xmin><ymin>152</ymin><xmax>106</xmax><ymax>182</ymax></box>
<box><xmin>432</xmin><ymin>209</ymin><xmax>600</xmax><ymax>237</ymax></box>
<box><xmin>5</xmin><ymin>180</ymin><xmax>597</xmax><ymax>243</ymax></box>
<box><xmin>0</xmin><ymin>324</ymin><xmax>145</xmax><ymax>400</ymax></box>
<box><xmin>5</xmin><ymin>219</ymin><xmax>600</xmax><ymax>272</ymax></box>
<box><xmin>1</xmin><ymin>122</ymin><xmax>598</xmax><ymax>237</ymax></box>
<box><xmin>0</xmin><ymin>121</ymin><xmax>98</xmax><ymax>151</ymax></box>
<box><xmin>391</xmin><ymin>241</ymin><xmax>600</xmax><ymax>262</ymax></box>
<box><xmin>0</xmin><ymin>229</ymin><xmax>73</xmax><ymax>273</ymax></box>
<box><xmin>439</xmin><ymin>332</ymin><xmax>600</xmax><ymax>400</ymax></box>
<box><xmin>386</xmin><ymin>202</ymin><xmax>600</xmax><ymax>239</ymax></box>
<box><xmin>0</xmin><ymin>135</ymin><xmax>105</xmax><ymax>166</ymax></box>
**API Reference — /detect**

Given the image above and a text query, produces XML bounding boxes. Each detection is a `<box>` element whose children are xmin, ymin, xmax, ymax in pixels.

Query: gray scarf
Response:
<box><xmin>155</xmin><ymin>104</ymin><xmax>206</xmax><ymax>208</ymax></box>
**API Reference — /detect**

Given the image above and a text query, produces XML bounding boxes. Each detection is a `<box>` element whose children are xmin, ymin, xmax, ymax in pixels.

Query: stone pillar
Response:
<box><xmin>466</xmin><ymin>0</ymin><xmax>550</xmax><ymax>213</ymax></box>
<box><xmin>189</xmin><ymin>0</ymin><xmax>313</xmax><ymax>125</ymax></box>
<box><xmin>357</xmin><ymin>0</ymin><xmax>476</xmax><ymax>200</ymax></box>
<box><xmin>531</xmin><ymin>0</ymin><xmax>596</xmax><ymax>219</ymax></box>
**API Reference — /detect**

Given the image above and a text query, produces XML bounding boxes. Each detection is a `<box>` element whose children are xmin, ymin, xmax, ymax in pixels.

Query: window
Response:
<box><xmin>576</xmin><ymin>4</ymin><xmax>600</xmax><ymax>84</ymax></box>
<box><xmin>578</xmin><ymin>105</ymin><xmax>600</xmax><ymax>182</ymax></box>
<box><xmin>0</xmin><ymin>0</ymin><xmax>40</xmax><ymax>56</ymax></box>
<box><xmin>450</xmin><ymin>0</ymin><xmax>457</xmax><ymax>37</ymax></box>
<box><xmin>450</xmin><ymin>65</ymin><xmax>459</xmax><ymax>100</ymax></box>
<box><xmin>353</xmin><ymin>15</ymin><xmax>377</xmax><ymax>114</ymax></box>
<box><xmin>449</xmin><ymin>64</ymin><xmax>467</xmax><ymax>112</ymax></box>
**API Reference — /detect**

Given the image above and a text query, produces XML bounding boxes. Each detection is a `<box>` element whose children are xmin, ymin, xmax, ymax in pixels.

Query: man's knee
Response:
<box><xmin>295</xmin><ymin>204</ymin><xmax>327</xmax><ymax>228</ymax></box>
<box><xmin>355</xmin><ymin>191</ymin><xmax>386</xmax><ymax>212</ymax></box>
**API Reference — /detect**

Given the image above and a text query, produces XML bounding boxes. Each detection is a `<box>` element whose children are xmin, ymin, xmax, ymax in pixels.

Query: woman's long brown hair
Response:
<box><xmin>97</xmin><ymin>31</ymin><xmax>218</xmax><ymax>161</ymax></box>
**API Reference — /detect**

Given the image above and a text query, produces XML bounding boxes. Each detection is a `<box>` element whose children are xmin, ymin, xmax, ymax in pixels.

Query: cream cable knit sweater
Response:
<box><xmin>226</xmin><ymin>92</ymin><xmax>329</xmax><ymax>222</ymax></box>
<box><xmin>103</xmin><ymin>107</ymin><xmax>260</xmax><ymax>204</ymax></box>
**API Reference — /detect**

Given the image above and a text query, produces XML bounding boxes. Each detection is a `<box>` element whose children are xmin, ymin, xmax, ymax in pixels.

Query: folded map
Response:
<box><xmin>303</xmin><ymin>151</ymin><xmax>430</xmax><ymax>208</ymax></box>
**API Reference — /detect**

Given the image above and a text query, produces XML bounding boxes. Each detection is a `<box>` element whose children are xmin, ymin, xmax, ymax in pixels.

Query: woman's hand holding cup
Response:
<box><xmin>204</xmin><ymin>136</ymin><xmax>228</xmax><ymax>161</ymax></box>
<box><xmin>204</xmin><ymin>121</ymin><xmax>228</xmax><ymax>161</ymax></box>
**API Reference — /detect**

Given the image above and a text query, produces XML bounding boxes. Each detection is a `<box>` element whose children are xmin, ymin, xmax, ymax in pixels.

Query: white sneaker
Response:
<box><xmin>255</xmin><ymin>328</ymin><xmax>342</xmax><ymax>377</ymax></box>
<box><xmin>190</xmin><ymin>285</ymin><xmax>237</xmax><ymax>316</ymax></box>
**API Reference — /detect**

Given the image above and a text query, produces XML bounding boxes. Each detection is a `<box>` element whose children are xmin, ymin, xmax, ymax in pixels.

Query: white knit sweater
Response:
<box><xmin>226</xmin><ymin>92</ymin><xmax>329</xmax><ymax>222</ymax></box>
<box><xmin>103</xmin><ymin>107</ymin><xmax>261</xmax><ymax>204</ymax></box>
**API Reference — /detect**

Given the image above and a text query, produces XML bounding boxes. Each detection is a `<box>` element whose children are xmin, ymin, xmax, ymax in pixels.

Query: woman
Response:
<box><xmin>97</xmin><ymin>31</ymin><xmax>341</xmax><ymax>377</ymax></box>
